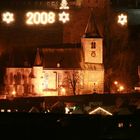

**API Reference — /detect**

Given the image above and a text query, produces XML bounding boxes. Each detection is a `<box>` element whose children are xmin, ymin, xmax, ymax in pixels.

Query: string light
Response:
<box><xmin>89</xmin><ymin>107</ymin><xmax>112</xmax><ymax>115</ymax></box>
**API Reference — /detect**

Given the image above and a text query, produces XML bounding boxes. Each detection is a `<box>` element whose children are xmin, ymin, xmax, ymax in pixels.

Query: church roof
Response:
<box><xmin>6</xmin><ymin>43</ymin><xmax>103</xmax><ymax>69</ymax></box>
<box><xmin>42</xmin><ymin>47</ymin><xmax>82</xmax><ymax>69</ymax></box>
<box><xmin>34</xmin><ymin>48</ymin><xmax>42</xmax><ymax>66</ymax></box>
<box><xmin>83</xmin><ymin>9</ymin><xmax>101</xmax><ymax>38</ymax></box>
<box><xmin>6</xmin><ymin>44</ymin><xmax>83</xmax><ymax>69</ymax></box>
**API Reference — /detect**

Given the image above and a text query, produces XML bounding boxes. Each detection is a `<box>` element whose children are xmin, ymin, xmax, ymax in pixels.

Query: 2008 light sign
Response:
<box><xmin>26</xmin><ymin>11</ymin><xmax>56</xmax><ymax>25</ymax></box>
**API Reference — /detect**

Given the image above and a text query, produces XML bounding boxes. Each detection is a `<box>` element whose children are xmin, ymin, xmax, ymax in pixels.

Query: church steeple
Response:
<box><xmin>84</xmin><ymin>9</ymin><xmax>101</xmax><ymax>38</ymax></box>
<box><xmin>81</xmin><ymin>9</ymin><xmax>103</xmax><ymax>64</ymax></box>
<box><xmin>34</xmin><ymin>48</ymin><xmax>42</xmax><ymax>66</ymax></box>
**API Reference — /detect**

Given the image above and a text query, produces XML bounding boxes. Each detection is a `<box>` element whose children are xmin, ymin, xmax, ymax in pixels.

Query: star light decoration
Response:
<box><xmin>117</xmin><ymin>13</ymin><xmax>127</xmax><ymax>26</ymax></box>
<box><xmin>59</xmin><ymin>0</ymin><xmax>70</xmax><ymax>23</ymax></box>
<box><xmin>59</xmin><ymin>11</ymin><xmax>69</xmax><ymax>23</ymax></box>
<box><xmin>2</xmin><ymin>12</ymin><xmax>15</xmax><ymax>24</ymax></box>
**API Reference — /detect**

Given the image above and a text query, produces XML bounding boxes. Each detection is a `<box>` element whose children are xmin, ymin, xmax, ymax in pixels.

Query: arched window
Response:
<box><xmin>17</xmin><ymin>72</ymin><xmax>21</xmax><ymax>84</ymax></box>
<box><xmin>9</xmin><ymin>73</ymin><xmax>13</xmax><ymax>84</ymax></box>
<box><xmin>14</xmin><ymin>74</ymin><xmax>18</xmax><ymax>84</ymax></box>
<box><xmin>91</xmin><ymin>42</ymin><xmax>96</xmax><ymax>49</ymax></box>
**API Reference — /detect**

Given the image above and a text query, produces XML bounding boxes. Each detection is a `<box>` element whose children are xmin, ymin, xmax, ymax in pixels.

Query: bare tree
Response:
<box><xmin>63</xmin><ymin>70</ymin><xmax>81</xmax><ymax>95</ymax></box>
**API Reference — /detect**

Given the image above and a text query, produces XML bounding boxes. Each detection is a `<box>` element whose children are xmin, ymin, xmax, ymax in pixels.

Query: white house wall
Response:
<box><xmin>81</xmin><ymin>38</ymin><xmax>103</xmax><ymax>64</ymax></box>
<box><xmin>5</xmin><ymin>68</ymin><xmax>32</xmax><ymax>96</ymax></box>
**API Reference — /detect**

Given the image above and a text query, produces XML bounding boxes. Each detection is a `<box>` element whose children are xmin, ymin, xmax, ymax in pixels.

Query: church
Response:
<box><xmin>4</xmin><ymin>10</ymin><xmax>104</xmax><ymax>97</ymax></box>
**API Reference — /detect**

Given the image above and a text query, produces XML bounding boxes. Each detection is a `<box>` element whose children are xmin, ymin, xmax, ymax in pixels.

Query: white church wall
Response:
<box><xmin>82</xmin><ymin>69</ymin><xmax>104</xmax><ymax>94</ymax></box>
<box><xmin>5</xmin><ymin>67</ymin><xmax>104</xmax><ymax>96</ymax></box>
<box><xmin>81</xmin><ymin>38</ymin><xmax>103</xmax><ymax>64</ymax></box>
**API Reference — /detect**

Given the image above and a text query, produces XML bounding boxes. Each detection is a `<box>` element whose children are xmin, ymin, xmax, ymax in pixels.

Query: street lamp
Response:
<box><xmin>12</xmin><ymin>90</ymin><xmax>16</xmax><ymax>96</ymax></box>
<box><xmin>118</xmin><ymin>85</ymin><xmax>124</xmax><ymax>92</ymax></box>
<box><xmin>114</xmin><ymin>81</ymin><xmax>118</xmax><ymax>85</ymax></box>
<box><xmin>60</xmin><ymin>87</ymin><xmax>66</xmax><ymax>96</ymax></box>
<box><xmin>113</xmin><ymin>81</ymin><xmax>125</xmax><ymax>93</ymax></box>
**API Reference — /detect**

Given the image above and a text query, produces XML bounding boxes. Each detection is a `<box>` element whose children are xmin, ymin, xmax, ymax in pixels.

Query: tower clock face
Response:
<box><xmin>91</xmin><ymin>51</ymin><xmax>96</xmax><ymax>57</ymax></box>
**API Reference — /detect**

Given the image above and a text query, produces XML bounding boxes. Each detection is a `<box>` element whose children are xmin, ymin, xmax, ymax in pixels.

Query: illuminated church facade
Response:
<box><xmin>4</xmin><ymin>11</ymin><xmax>104</xmax><ymax>97</ymax></box>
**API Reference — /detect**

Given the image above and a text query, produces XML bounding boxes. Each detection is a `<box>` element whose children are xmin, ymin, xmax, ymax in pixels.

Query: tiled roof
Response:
<box><xmin>42</xmin><ymin>47</ymin><xmax>82</xmax><ymax>69</ymax></box>
<box><xmin>84</xmin><ymin>9</ymin><xmax>101</xmax><ymax>38</ymax></box>
<box><xmin>7</xmin><ymin>44</ymin><xmax>83</xmax><ymax>69</ymax></box>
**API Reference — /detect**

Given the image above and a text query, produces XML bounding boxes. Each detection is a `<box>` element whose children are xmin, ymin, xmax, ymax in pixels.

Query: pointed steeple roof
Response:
<box><xmin>34</xmin><ymin>48</ymin><xmax>42</xmax><ymax>66</ymax></box>
<box><xmin>84</xmin><ymin>9</ymin><xmax>101</xmax><ymax>38</ymax></box>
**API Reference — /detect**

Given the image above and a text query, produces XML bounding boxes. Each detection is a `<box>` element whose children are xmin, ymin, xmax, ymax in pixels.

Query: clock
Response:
<box><xmin>91</xmin><ymin>51</ymin><xmax>96</xmax><ymax>57</ymax></box>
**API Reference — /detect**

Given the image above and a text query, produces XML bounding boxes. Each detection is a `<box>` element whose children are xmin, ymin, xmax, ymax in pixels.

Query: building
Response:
<box><xmin>4</xmin><ymin>9</ymin><xmax>104</xmax><ymax>97</ymax></box>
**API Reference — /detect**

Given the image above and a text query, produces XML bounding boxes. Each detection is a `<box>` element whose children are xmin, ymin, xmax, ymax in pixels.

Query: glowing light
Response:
<box><xmin>12</xmin><ymin>90</ymin><xmax>16</xmax><ymax>96</ymax></box>
<box><xmin>2</xmin><ymin>12</ymin><xmax>15</xmax><ymax>24</ymax></box>
<box><xmin>65</xmin><ymin>107</ymin><xmax>70</xmax><ymax>114</ymax></box>
<box><xmin>60</xmin><ymin>87</ymin><xmax>66</xmax><ymax>95</ymax></box>
<box><xmin>73</xmin><ymin>106</ymin><xmax>76</xmax><ymax>110</ymax></box>
<box><xmin>89</xmin><ymin>107</ymin><xmax>112</xmax><ymax>115</ymax></box>
<box><xmin>1</xmin><ymin>109</ymin><xmax>5</xmax><ymax>112</ymax></box>
<box><xmin>59</xmin><ymin>11</ymin><xmax>69</xmax><ymax>23</ymax></box>
<box><xmin>118</xmin><ymin>122</ymin><xmax>124</xmax><ymax>128</ymax></box>
<box><xmin>114</xmin><ymin>81</ymin><xmax>118</xmax><ymax>85</ymax></box>
<box><xmin>59</xmin><ymin>0</ymin><xmax>69</xmax><ymax>9</ymax></box>
<box><xmin>129</xmin><ymin>123</ymin><xmax>132</xmax><ymax>127</ymax></box>
<box><xmin>119</xmin><ymin>85</ymin><xmax>124</xmax><ymax>91</ymax></box>
<box><xmin>117</xmin><ymin>13</ymin><xmax>127</xmax><ymax>26</ymax></box>
<box><xmin>57</xmin><ymin>63</ymin><xmax>60</xmax><ymax>68</ymax></box>
<box><xmin>26</xmin><ymin>11</ymin><xmax>55</xmax><ymax>25</ymax></box>
<box><xmin>7</xmin><ymin>109</ymin><xmax>11</xmax><ymax>112</ymax></box>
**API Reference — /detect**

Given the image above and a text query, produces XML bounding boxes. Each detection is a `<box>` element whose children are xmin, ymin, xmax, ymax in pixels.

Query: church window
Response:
<box><xmin>10</xmin><ymin>73</ymin><xmax>13</xmax><ymax>85</ymax></box>
<box><xmin>91</xmin><ymin>42</ymin><xmax>96</xmax><ymax>49</ymax></box>
<box><xmin>43</xmin><ymin>73</ymin><xmax>48</xmax><ymax>90</ymax></box>
<box><xmin>17</xmin><ymin>72</ymin><xmax>21</xmax><ymax>84</ymax></box>
<box><xmin>14</xmin><ymin>74</ymin><xmax>18</xmax><ymax>84</ymax></box>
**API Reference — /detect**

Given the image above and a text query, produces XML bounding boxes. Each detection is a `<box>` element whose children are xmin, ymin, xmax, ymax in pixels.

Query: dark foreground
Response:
<box><xmin>0</xmin><ymin>113</ymin><xmax>140</xmax><ymax>140</ymax></box>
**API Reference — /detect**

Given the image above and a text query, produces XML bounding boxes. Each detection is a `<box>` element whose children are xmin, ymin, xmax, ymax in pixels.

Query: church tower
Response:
<box><xmin>81</xmin><ymin>9</ymin><xmax>104</xmax><ymax>93</ymax></box>
<box><xmin>32</xmin><ymin>48</ymin><xmax>44</xmax><ymax>95</ymax></box>
<box><xmin>81</xmin><ymin>9</ymin><xmax>103</xmax><ymax>64</ymax></box>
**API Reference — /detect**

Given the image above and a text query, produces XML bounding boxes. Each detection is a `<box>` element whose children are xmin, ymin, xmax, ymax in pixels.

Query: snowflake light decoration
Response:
<box><xmin>59</xmin><ymin>0</ymin><xmax>69</xmax><ymax>10</ymax></box>
<box><xmin>2</xmin><ymin>12</ymin><xmax>15</xmax><ymax>24</ymax></box>
<box><xmin>117</xmin><ymin>13</ymin><xmax>127</xmax><ymax>26</ymax></box>
<box><xmin>59</xmin><ymin>11</ymin><xmax>69</xmax><ymax>23</ymax></box>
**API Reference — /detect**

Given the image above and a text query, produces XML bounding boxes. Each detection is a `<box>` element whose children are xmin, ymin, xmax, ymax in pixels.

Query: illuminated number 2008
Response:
<box><xmin>26</xmin><ymin>12</ymin><xmax>55</xmax><ymax>25</ymax></box>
